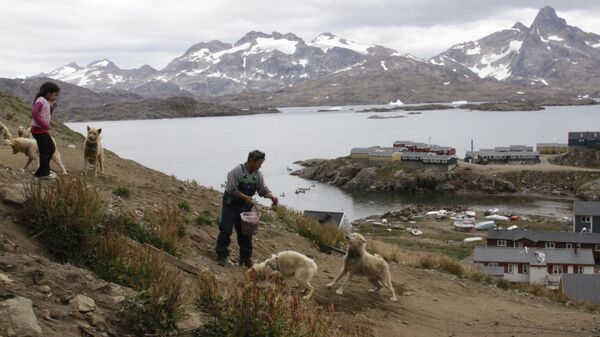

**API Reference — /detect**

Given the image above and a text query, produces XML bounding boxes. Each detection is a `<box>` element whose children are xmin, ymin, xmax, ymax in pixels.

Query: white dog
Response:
<box><xmin>247</xmin><ymin>250</ymin><xmax>318</xmax><ymax>299</ymax></box>
<box><xmin>17</xmin><ymin>126</ymin><xmax>32</xmax><ymax>138</ymax></box>
<box><xmin>83</xmin><ymin>126</ymin><xmax>104</xmax><ymax>176</ymax></box>
<box><xmin>0</xmin><ymin>122</ymin><xmax>12</xmax><ymax>141</ymax></box>
<box><xmin>8</xmin><ymin>137</ymin><xmax>68</xmax><ymax>175</ymax></box>
<box><xmin>327</xmin><ymin>233</ymin><xmax>397</xmax><ymax>301</ymax></box>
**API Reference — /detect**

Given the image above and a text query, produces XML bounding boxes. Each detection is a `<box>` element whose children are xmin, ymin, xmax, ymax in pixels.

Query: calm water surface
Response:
<box><xmin>66</xmin><ymin>104</ymin><xmax>600</xmax><ymax>220</ymax></box>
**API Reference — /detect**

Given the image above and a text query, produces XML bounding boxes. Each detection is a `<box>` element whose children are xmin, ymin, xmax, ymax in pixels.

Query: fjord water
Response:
<box><xmin>67</xmin><ymin>104</ymin><xmax>600</xmax><ymax>220</ymax></box>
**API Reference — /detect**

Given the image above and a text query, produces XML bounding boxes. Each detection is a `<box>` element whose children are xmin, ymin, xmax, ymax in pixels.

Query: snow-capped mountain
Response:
<box><xmin>432</xmin><ymin>6</ymin><xmax>600</xmax><ymax>94</ymax></box>
<box><xmin>36</xmin><ymin>32</ymin><xmax>403</xmax><ymax>98</ymax></box>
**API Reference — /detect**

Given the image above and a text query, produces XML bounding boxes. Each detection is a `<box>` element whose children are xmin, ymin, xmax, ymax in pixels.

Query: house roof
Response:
<box><xmin>474</xmin><ymin>246</ymin><xmax>595</xmax><ymax>266</ymax></box>
<box><xmin>561</xmin><ymin>274</ymin><xmax>600</xmax><ymax>304</ymax></box>
<box><xmin>569</xmin><ymin>131</ymin><xmax>600</xmax><ymax>140</ymax></box>
<box><xmin>303</xmin><ymin>210</ymin><xmax>344</xmax><ymax>226</ymax></box>
<box><xmin>487</xmin><ymin>229</ymin><xmax>600</xmax><ymax>244</ymax></box>
<box><xmin>574</xmin><ymin>201</ymin><xmax>600</xmax><ymax>216</ymax></box>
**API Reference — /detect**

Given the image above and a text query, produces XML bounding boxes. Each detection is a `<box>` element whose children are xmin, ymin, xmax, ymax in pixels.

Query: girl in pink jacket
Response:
<box><xmin>31</xmin><ymin>82</ymin><xmax>60</xmax><ymax>179</ymax></box>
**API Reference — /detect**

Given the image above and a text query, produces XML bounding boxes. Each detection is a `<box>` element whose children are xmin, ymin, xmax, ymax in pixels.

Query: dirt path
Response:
<box><xmin>460</xmin><ymin>155</ymin><xmax>600</xmax><ymax>174</ymax></box>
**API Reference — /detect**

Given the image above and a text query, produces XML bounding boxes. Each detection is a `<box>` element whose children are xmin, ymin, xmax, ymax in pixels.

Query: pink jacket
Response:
<box><xmin>31</xmin><ymin>96</ymin><xmax>51</xmax><ymax>134</ymax></box>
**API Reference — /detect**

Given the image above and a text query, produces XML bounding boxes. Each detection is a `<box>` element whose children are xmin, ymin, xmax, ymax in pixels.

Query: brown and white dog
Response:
<box><xmin>8</xmin><ymin>137</ymin><xmax>68</xmax><ymax>175</ymax></box>
<box><xmin>327</xmin><ymin>233</ymin><xmax>397</xmax><ymax>301</ymax></box>
<box><xmin>83</xmin><ymin>126</ymin><xmax>104</xmax><ymax>176</ymax></box>
<box><xmin>247</xmin><ymin>250</ymin><xmax>318</xmax><ymax>299</ymax></box>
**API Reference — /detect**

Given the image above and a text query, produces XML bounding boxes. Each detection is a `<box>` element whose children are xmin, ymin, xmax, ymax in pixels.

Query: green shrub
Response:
<box><xmin>113</xmin><ymin>186</ymin><xmax>131</xmax><ymax>198</ymax></box>
<box><xmin>195</xmin><ymin>209</ymin><xmax>215</xmax><ymax>226</ymax></box>
<box><xmin>178</xmin><ymin>200</ymin><xmax>191</xmax><ymax>212</ymax></box>
<box><xmin>22</xmin><ymin>178</ymin><xmax>106</xmax><ymax>263</ymax></box>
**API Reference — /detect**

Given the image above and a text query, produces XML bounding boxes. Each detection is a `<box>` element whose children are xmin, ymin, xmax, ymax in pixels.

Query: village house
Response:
<box><xmin>474</xmin><ymin>246</ymin><xmax>595</xmax><ymax>285</ymax></box>
<box><xmin>487</xmin><ymin>229</ymin><xmax>600</xmax><ymax>263</ymax></box>
<box><xmin>465</xmin><ymin>150</ymin><xmax>540</xmax><ymax>164</ymax></box>
<box><xmin>560</xmin><ymin>274</ymin><xmax>600</xmax><ymax>304</ymax></box>
<box><xmin>574</xmin><ymin>200</ymin><xmax>600</xmax><ymax>234</ymax></box>
<box><xmin>568</xmin><ymin>131</ymin><xmax>600</xmax><ymax>151</ymax></box>
<box><xmin>537</xmin><ymin>143</ymin><xmax>569</xmax><ymax>154</ymax></box>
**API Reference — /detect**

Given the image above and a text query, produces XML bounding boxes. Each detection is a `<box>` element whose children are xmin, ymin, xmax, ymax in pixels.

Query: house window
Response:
<box><xmin>595</xmin><ymin>245</ymin><xmax>600</xmax><ymax>251</ymax></box>
<box><xmin>582</xmin><ymin>216</ymin><xmax>592</xmax><ymax>224</ymax></box>
<box><xmin>552</xmin><ymin>265</ymin><xmax>563</xmax><ymax>274</ymax></box>
<box><xmin>522</xmin><ymin>264</ymin><xmax>529</xmax><ymax>274</ymax></box>
<box><xmin>507</xmin><ymin>264</ymin><xmax>515</xmax><ymax>273</ymax></box>
<box><xmin>488</xmin><ymin>263</ymin><xmax>498</xmax><ymax>267</ymax></box>
<box><xmin>497</xmin><ymin>240</ymin><xmax>507</xmax><ymax>247</ymax></box>
<box><xmin>565</xmin><ymin>243</ymin><xmax>573</xmax><ymax>249</ymax></box>
<box><xmin>577</xmin><ymin>266</ymin><xmax>584</xmax><ymax>274</ymax></box>
<box><xmin>545</xmin><ymin>242</ymin><xmax>556</xmax><ymax>249</ymax></box>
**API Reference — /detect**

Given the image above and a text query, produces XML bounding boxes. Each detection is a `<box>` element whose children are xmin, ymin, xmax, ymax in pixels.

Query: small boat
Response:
<box><xmin>410</xmin><ymin>228</ymin><xmax>422</xmax><ymax>236</ymax></box>
<box><xmin>280</xmin><ymin>192</ymin><xmax>286</xmax><ymax>197</ymax></box>
<box><xmin>507</xmin><ymin>225</ymin><xmax>519</xmax><ymax>230</ymax></box>
<box><xmin>286</xmin><ymin>166</ymin><xmax>293</xmax><ymax>171</ymax></box>
<box><xmin>407</xmin><ymin>111</ymin><xmax>421</xmax><ymax>115</ymax></box>
<box><xmin>295</xmin><ymin>189</ymin><xmax>305</xmax><ymax>194</ymax></box>
<box><xmin>426</xmin><ymin>211</ymin><xmax>439</xmax><ymax>216</ymax></box>
<box><xmin>485</xmin><ymin>214</ymin><xmax>509</xmax><ymax>222</ymax></box>
<box><xmin>388</xmin><ymin>99</ymin><xmax>404</xmax><ymax>106</ymax></box>
<box><xmin>475</xmin><ymin>220</ymin><xmax>496</xmax><ymax>230</ymax></box>
<box><xmin>485</xmin><ymin>208</ymin><xmax>499</xmax><ymax>215</ymax></box>
<box><xmin>465</xmin><ymin>211</ymin><xmax>476</xmax><ymax>217</ymax></box>
<box><xmin>453</xmin><ymin>220</ymin><xmax>475</xmax><ymax>231</ymax></box>
<box><xmin>463</xmin><ymin>237</ymin><xmax>483</xmax><ymax>243</ymax></box>
<box><xmin>297</xmin><ymin>187</ymin><xmax>311</xmax><ymax>192</ymax></box>
<box><xmin>450</xmin><ymin>213</ymin><xmax>473</xmax><ymax>221</ymax></box>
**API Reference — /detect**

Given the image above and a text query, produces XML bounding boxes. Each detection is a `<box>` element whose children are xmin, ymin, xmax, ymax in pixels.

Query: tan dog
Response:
<box><xmin>8</xmin><ymin>137</ymin><xmax>68</xmax><ymax>175</ymax></box>
<box><xmin>83</xmin><ymin>126</ymin><xmax>104</xmax><ymax>176</ymax></box>
<box><xmin>17</xmin><ymin>126</ymin><xmax>32</xmax><ymax>138</ymax></box>
<box><xmin>327</xmin><ymin>233</ymin><xmax>397</xmax><ymax>301</ymax></box>
<box><xmin>0</xmin><ymin>122</ymin><xmax>12</xmax><ymax>141</ymax></box>
<box><xmin>247</xmin><ymin>250</ymin><xmax>318</xmax><ymax>299</ymax></box>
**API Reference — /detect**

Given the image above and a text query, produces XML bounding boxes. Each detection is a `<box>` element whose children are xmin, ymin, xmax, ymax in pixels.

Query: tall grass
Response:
<box><xmin>194</xmin><ymin>271</ymin><xmax>337</xmax><ymax>337</ymax></box>
<box><xmin>22</xmin><ymin>178</ymin><xmax>106</xmax><ymax>263</ymax></box>
<box><xmin>274</xmin><ymin>206</ymin><xmax>345</xmax><ymax>251</ymax></box>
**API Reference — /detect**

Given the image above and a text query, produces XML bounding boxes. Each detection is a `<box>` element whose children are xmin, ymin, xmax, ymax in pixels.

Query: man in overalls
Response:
<box><xmin>216</xmin><ymin>150</ymin><xmax>278</xmax><ymax>267</ymax></box>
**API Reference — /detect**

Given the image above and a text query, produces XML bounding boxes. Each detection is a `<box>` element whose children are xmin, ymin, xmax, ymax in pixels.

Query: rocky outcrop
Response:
<box><xmin>293</xmin><ymin>157</ymin><xmax>600</xmax><ymax>197</ymax></box>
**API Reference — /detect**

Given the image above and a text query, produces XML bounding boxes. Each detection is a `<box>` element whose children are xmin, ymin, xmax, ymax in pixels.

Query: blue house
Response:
<box><xmin>574</xmin><ymin>201</ymin><xmax>600</xmax><ymax>233</ymax></box>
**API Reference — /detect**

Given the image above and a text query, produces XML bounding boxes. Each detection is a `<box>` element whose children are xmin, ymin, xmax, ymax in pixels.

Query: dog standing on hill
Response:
<box><xmin>0</xmin><ymin>122</ymin><xmax>12</xmax><ymax>141</ymax></box>
<box><xmin>327</xmin><ymin>232</ymin><xmax>397</xmax><ymax>301</ymax></box>
<box><xmin>8</xmin><ymin>137</ymin><xmax>68</xmax><ymax>175</ymax></box>
<box><xmin>83</xmin><ymin>126</ymin><xmax>104</xmax><ymax>176</ymax></box>
<box><xmin>247</xmin><ymin>250</ymin><xmax>318</xmax><ymax>299</ymax></box>
<box><xmin>17</xmin><ymin>126</ymin><xmax>32</xmax><ymax>138</ymax></box>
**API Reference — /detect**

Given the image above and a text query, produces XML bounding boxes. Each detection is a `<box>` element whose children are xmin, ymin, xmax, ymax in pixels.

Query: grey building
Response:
<box><xmin>465</xmin><ymin>151</ymin><xmax>540</xmax><ymax>164</ymax></box>
<box><xmin>574</xmin><ymin>201</ymin><xmax>600</xmax><ymax>234</ymax></box>
<box><xmin>560</xmin><ymin>274</ymin><xmax>600</xmax><ymax>304</ymax></box>
<box><xmin>569</xmin><ymin>131</ymin><xmax>600</xmax><ymax>151</ymax></box>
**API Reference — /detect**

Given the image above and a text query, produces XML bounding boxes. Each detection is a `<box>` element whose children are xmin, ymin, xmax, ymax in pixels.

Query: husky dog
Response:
<box><xmin>248</xmin><ymin>250</ymin><xmax>318</xmax><ymax>299</ymax></box>
<box><xmin>327</xmin><ymin>233</ymin><xmax>397</xmax><ymax>301</ymax></box>
<box><xmin>83</xmin><ymin>126</ymin><xmax>104</xmax><ymax>176</ymax></box>
<box><xmin>8</xmin><ymin>137</ymin><xmax>67</xmax><ymax>174</ymax></box>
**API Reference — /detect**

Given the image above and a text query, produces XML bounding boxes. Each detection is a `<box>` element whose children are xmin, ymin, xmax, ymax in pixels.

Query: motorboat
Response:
<box><xmin>453</xmin><ymin>219</ymin><xmax>475</xmax><ymax>231</ymax></box>
<box><xmin>463</xmin><ymin>237</ymin><xmax>483</xmax><ymax>243</ymax></box>
<box><xmin>410</xmin><ymin>228</ymin><xmax>423</xmax><ymax>236</ymax></box>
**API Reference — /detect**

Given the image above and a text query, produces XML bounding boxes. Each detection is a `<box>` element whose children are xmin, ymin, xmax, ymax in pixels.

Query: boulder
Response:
<box><xmin>0</xmin><ymin>273</ymin><xmax>14</xmax><ymax>284</ymax></box>
<box><xmin>176</xmin><ymin>311</ymin><xmax>203</xmax><ymax>332</ymax></box>
<box><xmin>0</xmin><ymin>184</ymin><xmax>25</xmax><ymax>206</ymax></box>
<box><xmin>70</xmin><ymin>294</ymin><xmax>96</xmax><ymax>313</ymax></box>
<box><xmin>0</xmin><ymin>296</ymin><xmax>43</xmax><ymax>337</ymax></box>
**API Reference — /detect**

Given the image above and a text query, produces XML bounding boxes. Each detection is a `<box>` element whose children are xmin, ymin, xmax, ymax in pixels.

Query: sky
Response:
<box><xmin>1</xmin><ymin>0</ymin><xmax>600</xmax><ymax>78</ymax></box>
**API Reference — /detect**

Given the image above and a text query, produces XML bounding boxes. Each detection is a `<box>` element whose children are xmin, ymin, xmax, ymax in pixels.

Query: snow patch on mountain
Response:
<box><xmin>380</xmin><ymin>61</ymin><xmax>388</xmax><ymax>71</ymax></box>
<box><xmin>310</xmin><ymin>33</ymin><xmax>374</xmax><ymax>54</ymax></box>
<box><xmin>249</xmin><ymin>37</ymin><xmax>298</xmax><ymax>55</ymax></box>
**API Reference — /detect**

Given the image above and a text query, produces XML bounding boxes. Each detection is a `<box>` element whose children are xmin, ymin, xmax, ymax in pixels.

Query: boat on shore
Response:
<box><xmin>463</xmin><ymin>237</ymin><xmax>483</xmax><ymax>243</ymax></box>
<box><xmin>453</xmin><ymin>219</ymin><xmax>475</xmax><ymax>231</ymax></box>
<box><xmin>485</xmin><ymin>214</ymin><xmax>509</xmax><ymax>222</ymax></box>
<box><xmin>475</xmin><ymin>220</ymin><xmax>496</xmax><ymax>230</ymax></box>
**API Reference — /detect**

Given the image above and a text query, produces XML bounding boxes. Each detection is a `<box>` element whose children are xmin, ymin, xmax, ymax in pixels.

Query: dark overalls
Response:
<box><xmin>216</xmin><ymin>164</ymin><xmax>257</xmax><ymax>260</ymax></box>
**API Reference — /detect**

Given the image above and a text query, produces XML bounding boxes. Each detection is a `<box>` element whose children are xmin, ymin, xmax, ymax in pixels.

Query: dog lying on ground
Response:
<box><xmin>0</xmin><ymin>122</ymin><xmax>12</xmax><ymax>141</ymax></box>
<box><xmin>83</xmin><ymin>126</ymin><xmax>104</xmax><ymax>176</ymax></box>
<box><xmin>17</xmin><ymin>126</ymin><xmax>32</xmax><ymax>138</ymax></box>
<box><xmin>247</xmin><ymin>250</ymin><xmax>318</xmax><ymax>299</ymax></box>
<box><xmin>327</xmin><ymin>233</ymin><xmax>397</xmax><ymax>301</ymax></box>
<box><xmin>8</xmin><ymin>137</ymin><xmax>68</xmax><ymax>175</ymax></box>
